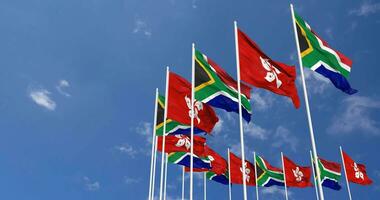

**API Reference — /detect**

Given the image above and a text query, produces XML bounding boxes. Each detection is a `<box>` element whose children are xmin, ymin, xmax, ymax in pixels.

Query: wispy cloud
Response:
<box><xmin>328</xmin><ymin>95</ymin><xmax>380</xmax><ymax>135</ymax></box>
<box><xmin>83</xmin><ymin>176</ymin><xmax>100</xmax><ymax>191</ymax></box>
<box><xmin>350</xmin><ymin>1</ymin><xmax>380</xmax><ymax>16</ymax></box>
<box><xmin>56</xmin><ymin>79</ymin><xmax>71</xmax><ymax>97</ymax></box>
<box><xmin>301</xmin><ymin>69</ymin><xmax>330</xmax><ymax>94</ymax></box>
<box><xmin>124</xmin><ymin>177</ymin><xmax>141</xmax><ymax>184</ymax></box>
<box><xmin>325</xmin><ymin>27</ymin><xmax>333</xmax><ymax>39</ymax></box>
<box><xmin>251</xmin><ymin>91</ymin><xmax>275</xmax><ymax>111</ymax></box>
<box><xmin>261</xmin><ymin>186</ymin><xmax>291</xmax><ymax>198</ymax></box>
<box><xmin>136</xmin><ymin>122</ymin><xmax>153</xmax><ymax>143</ymax></box>
<box><xmin>244</xmin><ymin>123</ymin><xmax>269</xmax><ymax>140</ymax></box>
<box><xmin>29</xmin><ymin>88</ymin><xmax>56</xmax><ymax>111</ymax></box>
<box><xmin>133</xmin><ymin>19</ymin><xmax>152</xmax><ymax>37</ymax></box>
<box><xmin>114</xmin><ymin>143</ymin><xmax>138</xmax><ymax>158</ymax></box>
<box><xmin>191</xmin><ymin>0</ymin><xmax>198</xmax><ymax>9</ymax></box>
<box><xmin>272</xmin><ymin>126</ymin><xmax>299</xmax><ymax>152</ymax></box>
<box><xmin>213</xmin><ymin>119</ymin><xmax>224</xmax><ymax>135</ymax></box>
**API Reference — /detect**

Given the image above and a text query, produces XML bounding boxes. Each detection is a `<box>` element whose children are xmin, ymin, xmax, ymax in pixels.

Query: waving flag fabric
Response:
<box><xmin>342</xmin><ymin>150</ymin><xmax>373</xmax><ymax>185</ymax></box>
<box><xmin>156</xmin><ymin>94</ymin><xmax>203</xmax><ymax>136</ymax></box>
<box><xmin>185</xmin><ymin>146</ymin><xmax>227</xmax><ymax>175</ymax></box>
<box><xmin>167</xmin><ymin>72</ymin><xmax>219</xmax><ymax>133</ymax></box>
<box><xmin>294</xmin><ymin>12</ymin><xmax>357</xmax><ymax>94</ymax></box>
<box><xmin>207</xmin><ymin>171</ymin><xmax>229</xmax><ymax>185</ymax></box>
<box><xmin>238</xmin><ymin>28</ymin><xmax>300</xmax><ymax>108</ymax></box>
<box><xmin>194</xmin><ymin>50</ymin><xmax>252</xmax><ymax>122</ymax></box>
<box><xmin>229</xmin><ymin>152</ymin><xmax>256</xmax><ymax>186</ymax></box>
<box><xmin>157</xmin><ymin>134</ymin><xmax>206</xmax><ymax>156</ymax></box>
<box><xmin>255</xmin><ymin>155</ymin><xmax>284</xmax><ymax>187</ymax></box>
<box><xmin>318</xmin><ymin>158</ymin><xmax>342</xmax><ymax>190</ymax></box>
<box><xmin>168</xmin><ymin>152</ymin><xmax>211</xmax><ymax>170</ymax></box>
<box><xmin>283</xmin><ymin>155</ymin><xmax>312</xmax><ymax>187</ymax></box>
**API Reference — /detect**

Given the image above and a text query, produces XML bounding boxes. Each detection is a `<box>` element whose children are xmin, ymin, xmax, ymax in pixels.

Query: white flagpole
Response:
<box><xmin>281</xmin><ymin>152</ymin><xmax>289</xmax><ymax>200</ymax></box>
<box><xmin>228</xmin><ymin>148</ymin><xmax>232</xmax><ymax>200</ymax></box>
<box><xmin>253</xmin><ymin>152</ymin><xmax>259</xmax><ymax>200</ymax></box>
<box><xmin>290</xmin><ymin>4</ymin><xmax>325</xmax><ymax>200</ymax></box>
<box><xmin>164</xmin><ymin>154</ymin><xmax>168</xmax><ymax>200</ymax></box>
<box><xmin>340</xmin><ymin>146</ymin><xmax>353</xmax><ymax>200</ymax></box>
<box><xmin>310</xmin><ymin>151</ymin><xmax>320</xmax><ymax>200</ymax></box>
<box><xmin>190</xmin><ymin>43</ymin><xmax>195</xmax><ymax>200</ymax></box>
<box><xmin>151</xmin><ymin>134</ymin><xmax>158</xmax><ymax>200</ymax></box>
<box><xmin>204</xmin><ymin>172</ymin><xmax>207</xmax><ymax>200</ymax></box>
<box><xmin>159</xmin><ymin>67</ymin><xmax>170</xmax><ymax>200</ymax></box>
<box><xmin>148</xmin><ymin>88</ymin><xmax>159</xmax><ymax>200</ymax></box>
<box><xmin>233</xmin><ymin>20</ymin><xmax>248</xmax><ymax>200</ymax></box>
<box><xmin>182</xmin><ymin>166</ymin><xmax>185</xmax><ymax>200</ymax></box>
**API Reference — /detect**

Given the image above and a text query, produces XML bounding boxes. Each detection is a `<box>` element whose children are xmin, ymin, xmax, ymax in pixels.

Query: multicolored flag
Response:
<box><xmin>255</xmin><ymin>155</ymin><xmax>284</xmax><ymax>187</ymax></box>
<box><xmin>229</xmin><ymin>152</ymin><xmax>256</xmax><ymax>186</ymax></box>
<box><xmin>318</xmin><ymin>157</ymin><xmax>342</xmax><ymax>190</ymax></box>
<box><xmin>293</xmin><ymin>11</ymin><xmax>357</xmax><ymax>95</ymax></box>
<box><xmin>283</xmin><ymin>155</ymin><xmax>312</xmax><ymax>187</ymax></box>
<box><xmin>237</xmin><ymin>28</ymin><xmax>300</xmax><ymax>108</ymax></box>
<box><xmin>342</xmin><ymin>150</ymin><xmax>373</xmax><ymax>185</ymax></box>
<box><xmin>156</xmin><ymin>94</ymin><xmax>202</xmax><ymax>136</ymax></box>
<box><xmin>168</xmin><ymin>72</ymin><xmax>219</xmax><ymax>133</ymax></box>
<box><xmin>206</xmin><ymin>171</ymin><xmax>229</xmax><ymax>185</ymax></box>
<box><xmin>168</xmin><ymin>152</ymin><xmax>211</xmax><ymax>170</ymax></box>
<box><xmin>194</xmin><ymin>49</ymin><xmax>252</xmax><ymax>122</ymax></box>
<box><xmin>157</xmin><ymin>134</ymin><xmax>206</xmax><ymax>156</ymax></box>
<box><xmin>185</xmin><ymin>146</ymin><xmax>228</xmax><ymax>175</ymax></box>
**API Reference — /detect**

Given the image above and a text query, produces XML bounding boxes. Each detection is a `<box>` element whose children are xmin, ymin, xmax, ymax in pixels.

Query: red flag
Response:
<box><xmin>237</xmin><ymin>28</ymin><xmax>300</xmax><ymax>108</ymax></box>
<box><xmin>185</xmin><ymin>146</ymin><xmax>228</xmax><ymax>174</ymax></box>
<box><xmin>157</xmin><ymin>134</ymin><xmax>206</xmax><ymax>156</ymax></box>
<box><xmin>229</xmin><ymin>152</ymin><xmax>256</xmax><ymax>185</ymax></box>
<box><xmin>342</xmin><ymin>150</ymin><xmax>373</xmax><ymax>185</ymax></box>
<box><xmin>168</xmin><ymin>72</ymin><xmax>219</xmax><ymax>133</ymax></box>
<box><xmin>283</xmin><ymin>155</ymin><xmax>312</xmax><ymax>187</ymax></box>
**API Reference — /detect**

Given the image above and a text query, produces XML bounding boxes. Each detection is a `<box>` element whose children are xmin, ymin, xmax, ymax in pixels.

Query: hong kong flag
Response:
<box><xmin>167</xmin><ymin>72</ymin><xmax>219</xmax><ymax>133</ymax></box>
<box><xmin>237</xmin><ymin>28</ymin><xmax>300</xmax><ymax>108</ymax></box>
<box><xmin>157</xmin><ymin>134</ymin><xmax>206</xmax><ymax>156</ymax></box>
<box><xmin>185</xmin><ymin>146</ymin><xmax>227</xmax><ymax>175</ymax></box>
<box><xmin>283</xmin><ymin>155</ymin><xmax>312</xmax><ymax>187</ymax></box>
<box><xmin>229</xmin><ymin>152</ymin><xmax>256</xmax><ymax>186</ymax></box>
<box><xmin>342</xmin><ymin>150</ymin><xmax>373</xmax><ymax>185</ymax></box>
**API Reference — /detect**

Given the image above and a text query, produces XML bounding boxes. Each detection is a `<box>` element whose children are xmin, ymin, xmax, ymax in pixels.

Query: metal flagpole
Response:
<box><xmin>340</xmin><ymin>146</ymin><xmax>353</xmax><ymax>200</ymax></box>
<box><xmin>290</xmin><ymin>4</ymin><xmax>325</xmax><ymax>200</ymax></box>
<box><xmin>148</xmin><ymin>88</ymin><xmax>159</xmax><ymax>200</ymax></box>
<box><xmin>310</xmin><ymin>150</ymin><xmax>320</xmax><ymax>200</ymax></box>
<box><xmin>233</xmin><ymin>20</ymin><xmax>248</xmax><ymax>200</ymax></box>
<box><xmin>182</xmin><ymin>166</ymin><xmax>185</xmax><ymax>200</ymax></box>
<box><xmin>190</xmin><ymin>43</ymin><xmax>195</xmax><ymax>200</ymax></box>
<box><xmin>228</xmin><ymin>148</ymin><xmax>232</xmax><ymax>200</ymax></box>
<box><xmin>281</xmin><ymin>152</ymin><xmax>289</xmax><ymax>200</ymax></box>
<box><xmin>164</xmin><ymin>154</ymin><xmax>168</xmax><ymax>200</ymax></box>
<box><xmin>204</xmin><ymin>172</ymin><xmax>207</xmax><ymax>200</ymax></box>
<box><xmin>253</xmin><ymin>152</ymin><xmax>259</xmax><ymax>200</ymax></box>
<box><xmin>151</xmin><ymin>134</ymin><xmax>158</xmax><ymax>200</ymax></box>
<box><xmin>159</xmin><ymin>67</ymin><xmax>170</xmax><ymax>200</ymax></box>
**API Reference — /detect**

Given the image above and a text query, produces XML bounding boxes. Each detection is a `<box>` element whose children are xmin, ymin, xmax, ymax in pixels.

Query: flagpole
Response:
<box><xmin>228</xmin><ymin>148</ymin><xmax>232</xmax><ymax>200</ymax></box>
<box><xmin>281</xmin><ymin>152</ymin><xmax>289</xmax><ymax>200</ymax></box>
<box><xmin>164</xmin><ymin>153</ymin><xmax>168</xmax><ymax>200</ymax></box>
<box><xmin>340</xmin><ymin>146</ymin><xmax>353</xmax><ymax>200</ymax></box>
<box><xmin>190</xmin><ymin>42</ymin><xmax>195</xmax><ymax>200</ymax></box>
<box><xmin>182</xmin><ymin>166</ymin><xmax>185</xmax><ymax>200</ymax></box>
<box><xmin>253</xmin><ymin>152</ymin><xmax>259</xmax><ymax>200</ymax></box>
<box><xmin>151</xmin><ymin>134</ymin><xmax>158</xmax><ymax>200</ymax></box>
<box><xmin>159</xmin><ymin>67</ymin><xmax>170</xmax><ymax>200</ymax></box>
<box><xmin>148</xmin><ymin>88</ymin><xmax>159</xmax><ymax>200</ymax></box>
<box><xmin>234</xmin><ymin>20</ymin><xmax>248</xmax><ymax>200</ymax></box>
<box><xmin>310</xmin><ymin>150</ymin><xmax>320</xmax><ymax>200</ymax></box>
<box><xmin>204</xmin><ymin>172</ymin><xmax>207</xmax><ymax>200</ymax></box>
<box><xmin>290</xmin><ymin>4</ymin><xmax>325</xmax><ymax>200</ymax></box>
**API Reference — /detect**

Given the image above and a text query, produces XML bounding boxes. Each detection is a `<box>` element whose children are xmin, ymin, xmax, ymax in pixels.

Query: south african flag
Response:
<box><xmin>255</xmin><ymin>155</ymin><xmax>284</xmax><ymax>187</ymax></box>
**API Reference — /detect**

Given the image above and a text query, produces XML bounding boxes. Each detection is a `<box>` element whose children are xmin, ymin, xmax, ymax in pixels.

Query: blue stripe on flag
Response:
<box><xmin>210</xmin><ymin>174</ymin><xmax>229</xmax><ymax>185</ymax></box>
<box><xmin>322</xmin><ymin>179</ymin><xmax>342</xmax><ymax>190</ymax></box>
<box><xmin>207</xmin><ymin>95</ymin><xmax>251</xmax><ymax>122</ymax></box>
<box><xmin>315</xmin><ymin>65</ymin><xmax>358</xmax><ymax>95</ymax></box>
<box><xmin>176</xmin><ymin>154</ymin><xmax>211</xmax><ymax>170</ymax></box>
<box><xmin>263</xmin><ymin>179</ymin><xmax>284</xmax><ymax>187</ymax></box>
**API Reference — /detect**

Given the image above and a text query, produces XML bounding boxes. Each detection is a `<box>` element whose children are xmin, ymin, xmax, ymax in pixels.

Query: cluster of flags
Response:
<box><xmin>147</xmin><ymin>4</ymin><xmax>371</xmax><ymax>200</ymax></box>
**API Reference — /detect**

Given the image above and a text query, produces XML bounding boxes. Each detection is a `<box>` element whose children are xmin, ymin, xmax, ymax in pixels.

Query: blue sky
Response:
<box><xmin>0</xmin><ymin>0</ymin><xmax>379</xmax><ymax>199</ymax></box>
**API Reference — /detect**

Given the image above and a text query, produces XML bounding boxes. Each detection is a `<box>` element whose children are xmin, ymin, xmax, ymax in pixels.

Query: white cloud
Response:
<box><xmin>115</xmin><ymin>143</ymin><xmax>138</xmax><ymax>158</ymax></box>
<box><xmin>244</xmin><ymin>123</ymin><xmax>269</xmax><ymax>140</ymax></box>
<box><xmin>83</xmin><ymin>176</ymin><xmax>100</xmax><ymax>191</ymax></box>
<box><xmin>272</xmin><ymin>126</ymin><xmax>298</xmax><ymax>152</ymax></box>
<box><xmin>301</xmin><ymin>69</ymin><xmax>330</xmax><ymax>94</ymax></box>
<box><xmin>191</xmin><ymin>0</ymin><xmax>198</xmax><ymax>8</ymax></box>
<box><xmin>328</xmin><ymin>96</ymin><xmax>380</xmax><ymax>135</ymax></box>
<box><xmin>261</xmin><ymin>186</ymin><xmax>291</xmax><ymax>198</ymax></box>
<box><xmin>325</xmin><ymin>27</ymin><xmax>333</xmax><ymax>39</ymax></box>
<box><xmin>133</xmin><ymin>19</ymin><xmax>152</xmax><ymax>37</ymax></box>
<box><xmin>124</xmin><ymin>177</ymin><xmax>141</xmax><ymax>184</ymax></box>
<box><xmin>56</xmin><ymin>79</ymin><xmax>71</xmax><ymax>97</ymax></box>
<box><xmin>213</xmin><ymin>119</ymin><xmax>223</xmax><ymax>135</ymax></box>
<box><xmin>29</xmin><ymin>88</ymin><xmax>56</xmax><ymax>111</ymax></box>
<box><xmin>350</xmin><ymin>1</ymin><xmax>380</xmax><ymax>16</ymax></box>
<box><xmin>136</xmin><ymin>122</ymin><xmax>153</xmax><ymax>143</ymax></box>
<box><xmin>251</xmin><ymin>92</ymin><xmax>273</xmax><ymax>111</ymax></box>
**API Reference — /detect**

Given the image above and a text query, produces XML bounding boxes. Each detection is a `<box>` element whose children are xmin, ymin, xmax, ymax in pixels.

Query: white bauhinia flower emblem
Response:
<box><xmin>175</xmin><ymin>135</ymin><xmax>191</xmax><ymax>150</ymax></box>
<box><xmin>240</xmin><ymin>162</ymin><xmax>251</xmax><ymax>182</ymax></box>
<box><xmin>292</xmin><ymin>167</ymin><xmax>304</xmax><ymax>182</ymax></box>
<box><xmin>353</xmin><ymin>162</ymin><xmax>364</xmax><ymax>180</ymax></box>
<box><xmin>260</xmin><ymin>56</ymin><xmax>282</xmax><ymax>88</ymax></box>
<box><xmin>185</xmin><ymin>95</ymin><xmax>203</xmax><ymax>124</ymax></box>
